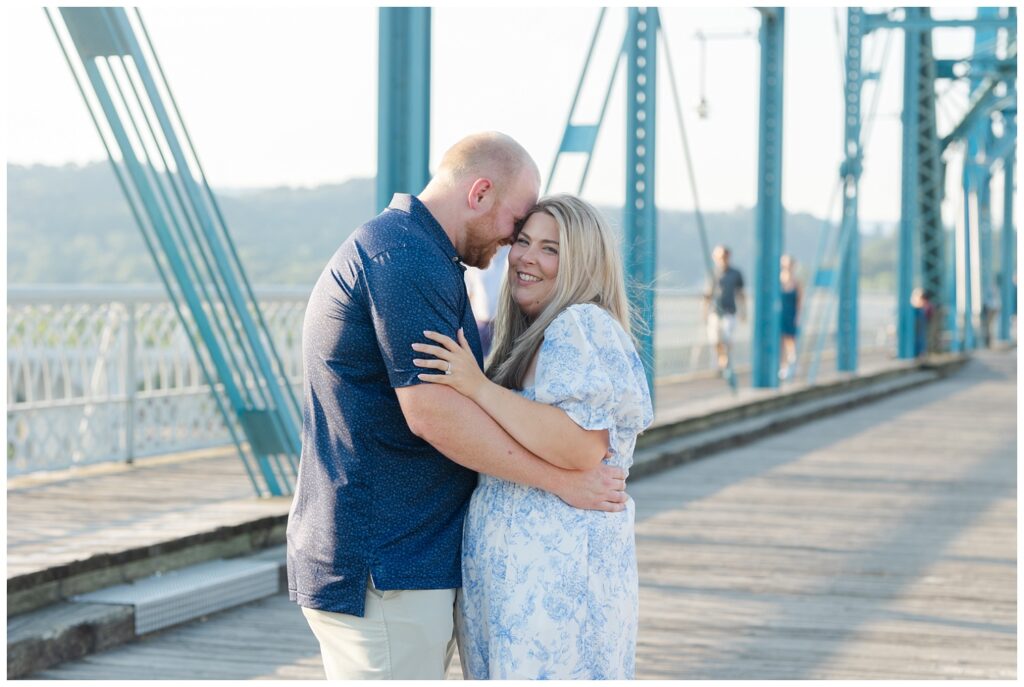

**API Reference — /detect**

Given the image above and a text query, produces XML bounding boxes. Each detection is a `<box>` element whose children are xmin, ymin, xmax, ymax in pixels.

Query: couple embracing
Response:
<box><xmin>286</xmin><ymin>132</ymin><xmax>653</xmax><ymax>680</ymax></box>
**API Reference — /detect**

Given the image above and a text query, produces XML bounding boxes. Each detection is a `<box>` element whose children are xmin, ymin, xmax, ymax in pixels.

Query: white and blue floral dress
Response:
<box><xmin>456</xmin><ymin>303</ymin><xmax>654</xmax><ymax>680</ymax></box>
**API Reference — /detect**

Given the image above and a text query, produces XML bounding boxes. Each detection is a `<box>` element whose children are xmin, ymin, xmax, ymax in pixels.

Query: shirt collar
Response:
<box><xmin>388</xmin><ymin>193</ymin><xmax>465</xmax><ymax>271</ymax></box>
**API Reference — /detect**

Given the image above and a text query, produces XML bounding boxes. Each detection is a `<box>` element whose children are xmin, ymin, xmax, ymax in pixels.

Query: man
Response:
<box><xmin>286</xmin><ymin>132</ymin><xmax>628</xmax><ymax>680</ymax></box>
<box><xmin>702</xmin><ymin>244</ymin><xmax>746</xmax><ymax>389</ymax></box>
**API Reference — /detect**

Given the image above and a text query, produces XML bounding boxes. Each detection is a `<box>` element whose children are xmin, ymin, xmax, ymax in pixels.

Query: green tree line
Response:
<box><xmin>8</xmin><ymin>162</ymin><xmax>905</xmax><ymax>291</ymax></box>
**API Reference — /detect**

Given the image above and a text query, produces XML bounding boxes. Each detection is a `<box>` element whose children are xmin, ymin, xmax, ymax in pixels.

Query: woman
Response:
<box><xmin>779</xmin><ymin>254</ymin><xmax>802</xmax><ymax>381</ymax></box>
<box><xmin>411</xmin><ymin>194</ymin><xmax>653</xmax><ymax>679</ymax></box>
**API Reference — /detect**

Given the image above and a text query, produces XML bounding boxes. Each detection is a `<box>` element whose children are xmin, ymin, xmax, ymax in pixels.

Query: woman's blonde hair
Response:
<box><xmin>486</xmin><ymin>194</ymin><xmax>637</xmax><ymax>389</ymax></box>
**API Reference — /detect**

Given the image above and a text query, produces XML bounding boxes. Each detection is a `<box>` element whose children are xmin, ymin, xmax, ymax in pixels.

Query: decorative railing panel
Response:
<box><xmin>7</xmin><ymin>286</ymin><xmax>895</xmax><ymax>475</ymax></box>
<box><xmin>7</xmin><ymin>286</ymin><xmax>306</xmax><ymax>475</ymax></box>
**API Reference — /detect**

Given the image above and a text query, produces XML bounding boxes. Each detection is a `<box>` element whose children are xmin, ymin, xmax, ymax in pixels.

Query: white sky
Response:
<box><xmin>5</xmin><ymin>3</ymin><xmax>996</xmax><ymax>224</ymax></box>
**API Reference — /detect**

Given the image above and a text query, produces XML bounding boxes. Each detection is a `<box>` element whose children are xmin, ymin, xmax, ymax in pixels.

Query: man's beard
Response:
<box><xmin>463</xmin><ymin>212</ymin><xmax>502</xmax><ymax>269</ymax></box>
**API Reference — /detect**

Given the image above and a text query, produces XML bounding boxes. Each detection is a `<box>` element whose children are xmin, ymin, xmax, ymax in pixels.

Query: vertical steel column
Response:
<box><xmin>377</xmin><ymin>8</ymin><xmax>431</xmax><ymax>212</ymax></box>
<box><xmin>972</xmin><ymin>8</ymin><xmax>999</xmax><ymax>347</ymax></box>
<box><xmin>977</xmin><ymin>141</ymin><xmax>994</xmax><ymax>347</ymax></box>
<box><xmin>961</xmin><ymin>115</ymin><xmax>983</xmax><ymax>349</ymax></box>
<box><xmin>752</xmin><ymin>8</ymin><xmax>785</xmax><ymax>388</ymax></box>
<box><xmin>945</xmin><ymin>224</ymin><xmax>961</xmax><ymax>351</ymax></box>
<box><xmin>961</xmin><ymin>159</ymin><xmax>978</xmax><ymax>350</ymax></box>
<box><xmin>998</xmin><ymin>103</ymin><xmax>1016</xmax><ymax>341</ymax></box>
<box><xmin>897</xmin><ymin>10</ymin><xmax>925</xmax><ymax>358</ymax></box>
<box><xmin>837</xmin><ymin>8</ymin><xmax>864</xmax><ymax>372</ymax></box>
<box><xmin>623</xmin><ymin>7</ymin><xmax>658</xmax><ymax>398</ymax></box>
<box><xmin>913</xmin><ymin>15</ymin><xmax>944</xmax><ymax>355</ymax></box>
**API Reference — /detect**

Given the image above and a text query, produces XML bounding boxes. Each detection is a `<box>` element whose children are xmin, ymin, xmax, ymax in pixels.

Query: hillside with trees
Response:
<box><xmin>8</xmin><ymin>162</ymin><xmax>902</xmax><ymax>291</ymax></box>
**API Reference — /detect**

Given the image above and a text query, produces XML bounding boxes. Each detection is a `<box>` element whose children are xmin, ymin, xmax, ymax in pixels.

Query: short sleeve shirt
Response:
<box><xmin>286</xmin><ymin>194</ymin><xmax>482</xmax><ymax>617</ymax></box>
<box><xmin>709</xmin><ymin>266</ymin><xmax>744</xmax><ymax>315</ymax></box>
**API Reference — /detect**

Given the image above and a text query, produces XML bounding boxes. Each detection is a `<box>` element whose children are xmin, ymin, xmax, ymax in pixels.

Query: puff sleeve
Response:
<box><xmin>533</xmin><ymin>304</ymin><xmax>653</xmax><ymax>447</ymax></box>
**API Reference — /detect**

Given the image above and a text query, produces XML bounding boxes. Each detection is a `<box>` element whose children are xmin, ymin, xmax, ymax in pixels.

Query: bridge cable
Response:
<box><xmin>658</xmin><ymin>19</ymin><xmax>716</xmax><ymax>285</ymax></box>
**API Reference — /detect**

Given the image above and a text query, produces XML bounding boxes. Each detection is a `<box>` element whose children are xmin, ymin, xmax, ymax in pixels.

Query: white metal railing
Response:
<box><xmin>7</xmin><ymin>286</ymin><xmax>896</xmax><ymax>476</ymax></box>
<box><xmin>7</xmin><ymin>285</ymin><xmax>307</xmax><ymax>475</ymax></box>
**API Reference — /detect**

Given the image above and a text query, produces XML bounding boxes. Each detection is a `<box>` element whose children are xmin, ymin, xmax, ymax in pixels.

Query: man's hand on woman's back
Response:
<box><xmin>554</xmin><ymin>463</ymin><xmax>628</xmax><ymax>512</ymax></box>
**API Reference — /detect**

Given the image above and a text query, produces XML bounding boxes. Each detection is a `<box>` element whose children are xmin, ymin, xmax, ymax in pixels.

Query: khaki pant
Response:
<box><xmin>301</xmin><ymin>578</ymin><xmax>457</xmax><ymax>680</ymax></box>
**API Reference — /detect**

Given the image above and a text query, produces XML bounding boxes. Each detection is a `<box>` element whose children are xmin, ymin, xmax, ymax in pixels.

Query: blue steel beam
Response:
<box><xmin>960</xmin><ymin>109</ymin><xmax>984</xmax><ymax>353</ymax></box>
<box><xmin>837</xmin><ymin>8</ymin><xmax>865</xmax><ymax>372</ymax></box>
<box><xmin>623</xmin><ymin>7</ymin><xmax>659</xmax><ymax>397</ymax></box>
<box><xmin>914</xmin><ymin>15</ymin><xmax>945</xmax><ymax>355</ymax></box>
<box><xmin>863</xmin><ymin>14</ymin><xmax>1015</xmax><ymax>33</ymax></box>
<box><xmin>896</xmin><ymin>9</ymin><xmax>918</xmax><ymax>359</ymax></box>
<box><xmin>50</xmin><ymin>8</ymin><xmax>301</xmax><ymax>496</ymax></box>
<box><xmin>867</xmin><ymin>11</ymin><xmax>1014</xmax><ymax>364</ymax></box>
<box><xmin>121</xmin><ymin>18</ymin><xmax>302</xmax><ymax>472</ymax></box>
<box><xmin>987</xmin><ymin>117</ymin><xmax>1018</xmax><ymax>165</ymax></box>
<box><xmin>546</xmin><ymin>9</ymin><xmax>625</xmax><ymax>196</ymax></box>
<box><xmin>377</xmin><ymin>8</ymin><xmax>431</xmax><ymax>212</ymax></box>
<box><xmin>934</xmin><ymin>59</ymin><xmax>962</xmax><ymax>80</ymax></box>
<box><xmin>972</xmin><ymin>8</ymin><xmax>1000</xmax><ymax>348</ymax></box>
<box><xmin>998</xmin><ymin>9</ymin><xmax>1017</xmax><ymax>341</ymax></box>
<box><xmin>897</xmin><ymin>7</ymin><xmax>945</xmax><ymax>359</ymax></box>
<box><xmin>940</xmin><ymin>77</ymin><xmax>1001</xmax><ymax>152</ymax></box>
<box><xmin>961</xmin><ymin>162</ymin><xmax>978</xmax><ymax>351</ymax></box>
<box><xmin>998</xmin><ymin>100</ymin><xmax>1016</xmax><ymax>341</ymax></box>
<box><xmin>977</xmin><ymin>140</ymin><xmax>995</xmax><ymax>348</ymax></box>
<box><xmin>945</xmin><ymin>221</ymin><xmax>961</xmax><ymax>352</ymax></box>
<box><xmin>62</xmin><ymin>9</ymin><xmax>297</xmax><ymax>494</ymax></box>
<box><xmin>752</xmin><ymin>8</ymin><xmax>784</xmax><ymax>388</ymax></box>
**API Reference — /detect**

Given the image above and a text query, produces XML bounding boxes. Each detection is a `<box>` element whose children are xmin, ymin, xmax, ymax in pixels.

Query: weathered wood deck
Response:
<box><xmin>29</xmin><ymin>350</ymin><xmax>1015</xmax><ymax>679</ymax></box>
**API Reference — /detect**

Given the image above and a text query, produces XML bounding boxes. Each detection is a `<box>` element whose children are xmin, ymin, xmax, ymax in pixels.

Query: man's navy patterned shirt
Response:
<box><xmin>287</xmin><ymin>194</ymin><xmax>482</xmax><ymax>616</ymax></box>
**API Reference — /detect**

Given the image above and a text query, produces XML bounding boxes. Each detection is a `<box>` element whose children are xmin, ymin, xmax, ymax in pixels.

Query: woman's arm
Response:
<box><xmin>412</xmin><ymin>329</ymin><xmax>609</xmax><ymax>471</ymax></box>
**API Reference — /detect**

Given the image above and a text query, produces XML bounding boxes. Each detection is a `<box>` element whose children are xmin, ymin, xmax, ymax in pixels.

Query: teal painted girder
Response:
<box><xmin>863</xmin><ymin>13</ymin><xmax>1016</xmax><ymax>32</ymax></box>
<box><xmin>998</xmin><ymin>85</ymin><xmax>1016</xmax><ymax>341</ymax></box>
<box><xmin>623</xmin><ymin>8</ymin><xmax>659</xmax><ymax>398</ymax></box>
<box><xmin>837</xmin><ymin>8</ymin><xmax>865</xmax><ymax>372</ymax></box>
<box><xmin>545</xmin><ymin>8</ymin><xmax>624</xmax><ymax>196</ymax></box>
<box><xmin>751</xmin><ymin>8</ymin><xmax>785</xmax><ymax>388</ymax></box>
<box><xmin>897</xmin><ymin>7</ymin><xmax>942</xmax><ymax>359</ymax></box>
<box><xmin>49</xmin><ymin>8</ymin><xmax>301</xmax><ymax>497</ymax></box>
<box><xmin>913</xmin><ymin>12</ymin><xmax>945</xmax><ymax>355</ymax></box>
<box><xmin>993</xmin><ymin>8</ymin><xmax>1015</xmax><ymax>343</ymax></box>
<box><xmin>377</xmin><ymin>8</ymin><xmax>431</xmax><ymax>213</ymax></box>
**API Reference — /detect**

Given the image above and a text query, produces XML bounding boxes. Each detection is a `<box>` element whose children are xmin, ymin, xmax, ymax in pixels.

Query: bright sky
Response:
<box><xmin>6</xmin><ymin>3</ymin><xmax>993</xmax><ymax>225</ymax></box>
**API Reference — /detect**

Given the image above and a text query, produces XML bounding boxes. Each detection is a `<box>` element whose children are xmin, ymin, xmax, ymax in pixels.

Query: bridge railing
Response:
<box><xmin>7</xmin><ymin>286</ymin><xmax>896</xmax><ymax>476</ymax></box>
<box><xmin>7</xmin><ymin>286</ymin><xmax>306</xmax><ymax>476</ymax></box>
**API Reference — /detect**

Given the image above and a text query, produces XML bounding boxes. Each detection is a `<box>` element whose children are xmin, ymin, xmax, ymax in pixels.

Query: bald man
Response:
<box><xmin>287</xmin><ymin>132</ymin><xmax>629</xmax><ymax>679</ymax></box>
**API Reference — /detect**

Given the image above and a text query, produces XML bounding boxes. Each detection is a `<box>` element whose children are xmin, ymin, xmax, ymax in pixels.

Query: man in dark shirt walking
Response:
<box><xmin>702</xmin><ymin>244</ymin><xmax>746</xmax><ymax>389</ymax></box>
<box><xmin>287</xmin><ymin>132</ymin><xmax>628</xmax><ymax>679</ymax></box>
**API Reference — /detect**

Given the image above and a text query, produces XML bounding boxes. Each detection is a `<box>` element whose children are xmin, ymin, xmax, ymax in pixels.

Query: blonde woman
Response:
<box><xmin>412</xmin><ymin>194</ymin><xmax>653</xmax><ymax>679</ymax></box>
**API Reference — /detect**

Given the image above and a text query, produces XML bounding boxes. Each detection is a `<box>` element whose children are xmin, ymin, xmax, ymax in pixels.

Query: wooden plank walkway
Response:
<box><xmin>5</xmin><ymin>447</ymin><xmax>289</xmax><ymax>581</ymax></box>
<box><xmin>633</xmin><ymin>349</ymin><xmax>1016</xmax><ymax>679</ymax></box>
<box><xmin>31</xmin><ymin>349</ymin><xmax>1016</xmax><ymax>679</ymax></box>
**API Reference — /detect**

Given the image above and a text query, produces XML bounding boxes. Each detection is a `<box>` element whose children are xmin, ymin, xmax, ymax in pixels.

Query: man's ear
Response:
<box><xmin>466</xmin><ymin>178</ymin><xmax>494</xmax><ymax>211</ymax></box>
